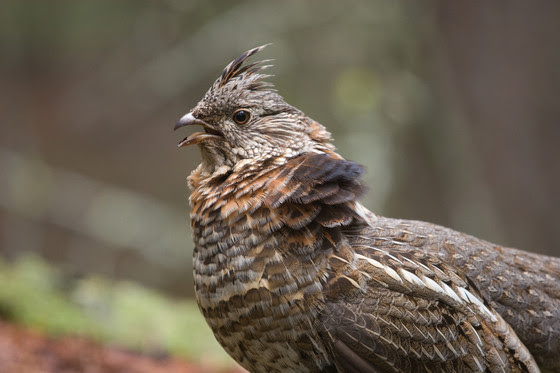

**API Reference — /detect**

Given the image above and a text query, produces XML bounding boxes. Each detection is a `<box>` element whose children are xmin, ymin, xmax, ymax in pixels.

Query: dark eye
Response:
<box><xmin>232</xmin><ymin>109</ymin><xmax>250</xmax><ymax>125</ymax></box>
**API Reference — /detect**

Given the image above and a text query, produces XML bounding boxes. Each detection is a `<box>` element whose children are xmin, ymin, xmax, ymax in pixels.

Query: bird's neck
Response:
<box><xmin>189</xmin><ymin>151</ymin><xmax>368</xmax><ymax>296</ymax></box>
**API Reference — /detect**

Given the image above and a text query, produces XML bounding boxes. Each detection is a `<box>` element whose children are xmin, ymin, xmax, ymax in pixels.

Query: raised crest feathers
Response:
<box><xmin>215</xmin><ymin>44</ymin><xmax>274</xmax><ymax>90</ymax></box>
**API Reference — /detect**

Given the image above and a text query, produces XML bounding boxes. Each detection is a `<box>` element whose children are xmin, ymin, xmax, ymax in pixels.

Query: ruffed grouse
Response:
<box><xmin>175</xmin><ymin>46</ymin><xmax>560</xmax><ymax>373</ymax></box>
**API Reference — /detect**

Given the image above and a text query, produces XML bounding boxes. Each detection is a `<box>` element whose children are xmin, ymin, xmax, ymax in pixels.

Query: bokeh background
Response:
<box><xmin>1</xmin><ymin>0</ymin><xmax>559</xmax><ymax>370</ymax></box>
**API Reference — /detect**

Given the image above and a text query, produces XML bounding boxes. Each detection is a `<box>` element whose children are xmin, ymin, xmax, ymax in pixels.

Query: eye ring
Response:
<box><xmin>232</xmin><ymin>109</ymin><xmax>251</xmax><ymax>125</ymax></box>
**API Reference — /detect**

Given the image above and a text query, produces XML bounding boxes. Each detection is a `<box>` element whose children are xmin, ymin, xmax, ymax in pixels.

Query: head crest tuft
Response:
<box><xmin>215</xmin><ymin>44</ymin><xmax>273</xmax><ymax>90</ymax></box>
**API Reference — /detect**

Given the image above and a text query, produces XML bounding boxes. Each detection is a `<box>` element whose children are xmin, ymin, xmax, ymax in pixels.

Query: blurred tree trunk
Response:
<box><xmin>435</xmin><ymin>1</ymin><xmax>560</xmax><ymax>254</ymax></box>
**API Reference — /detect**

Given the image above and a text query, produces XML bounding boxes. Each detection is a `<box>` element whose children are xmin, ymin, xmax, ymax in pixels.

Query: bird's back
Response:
<box><xmin>344</xmin><ymin>215</ymin><xmax>560</xmax><ymax>371</ymax></box>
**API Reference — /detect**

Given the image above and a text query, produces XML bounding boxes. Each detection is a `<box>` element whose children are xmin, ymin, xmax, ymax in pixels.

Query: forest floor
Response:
<box><xmin>0</xmin><ymin>256</ymin><xmax>243</xmax><ymax>373</ymax></box>
<box><xmin>0</xmin><ymin>321</ymin><xmax>244</xmax><ymax>373</ymax></box>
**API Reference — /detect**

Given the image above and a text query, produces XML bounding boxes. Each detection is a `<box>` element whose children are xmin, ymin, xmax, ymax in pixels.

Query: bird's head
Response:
<box><xmin>175</xmin><ymin>45</ymin><xmax>334</xmax><ymax>174</ymax></box>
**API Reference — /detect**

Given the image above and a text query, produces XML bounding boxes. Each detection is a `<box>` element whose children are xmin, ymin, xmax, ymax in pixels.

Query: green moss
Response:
<box><xmin>0</xmin><ymin>255</ymin><xmax>233</xmax><ymax>366</ymax></box>
<box><xmin>0</xmin><ymin>256</ymin><xmax>97</xmax><ymax>336</ymax></box>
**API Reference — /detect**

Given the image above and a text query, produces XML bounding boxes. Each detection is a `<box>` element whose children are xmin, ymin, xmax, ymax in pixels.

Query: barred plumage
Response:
<box><xmin>175</xmin><ymin>46</ymin><xmax>560</xmax><ymax>373</ymax></box>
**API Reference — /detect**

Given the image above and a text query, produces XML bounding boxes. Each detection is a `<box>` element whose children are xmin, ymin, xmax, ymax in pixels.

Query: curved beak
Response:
<box><xmin>174</xmin><ymin>112</ymin><xmax>202</xmax><ymax>130</ymax></box>
<box><xmin>174</xmin><ymin>112</ymin><xmax>222</xmax><ymax>147</ymax></box>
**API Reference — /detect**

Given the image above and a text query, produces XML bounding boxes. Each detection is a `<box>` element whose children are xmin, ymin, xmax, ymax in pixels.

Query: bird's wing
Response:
<box><xmin>318</xmin><ymin>242</ymin><xmax>540</xmax><ymax>373</ymax></box>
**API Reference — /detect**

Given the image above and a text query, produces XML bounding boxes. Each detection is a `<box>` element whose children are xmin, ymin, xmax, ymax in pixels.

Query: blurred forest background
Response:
<box><xmin>1</xmin><ymin>0</ymin><xmax>559</xmax><ymax>371</ymax></box>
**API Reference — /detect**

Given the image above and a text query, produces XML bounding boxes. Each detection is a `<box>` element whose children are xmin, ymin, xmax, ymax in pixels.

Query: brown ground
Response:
<box><xmin>0</xmin><ymin>321</ymin><xmax>243</xmax><ymax>373</ymax></box>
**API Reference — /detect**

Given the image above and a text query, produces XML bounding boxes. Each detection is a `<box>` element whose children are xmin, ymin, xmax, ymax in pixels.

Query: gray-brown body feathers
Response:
<box><xmin>176</xmin><ymin>46</ymin><xmax>560</xmax><ymax>373</ymax></box>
